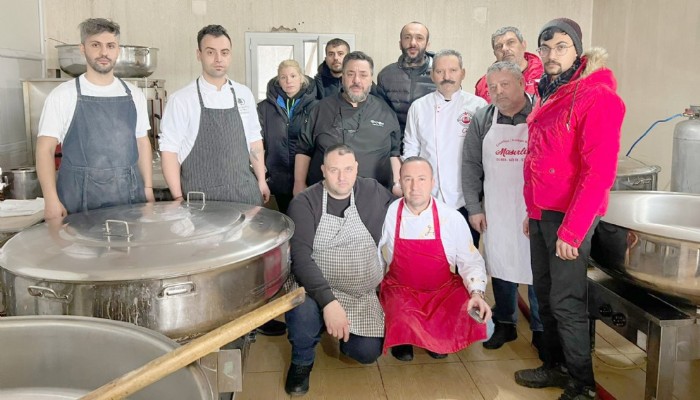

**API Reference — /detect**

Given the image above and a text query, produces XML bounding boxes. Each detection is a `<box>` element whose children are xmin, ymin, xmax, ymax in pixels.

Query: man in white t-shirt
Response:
<box><xmin>36</xmin><ymin>18</ymin><xmax>154</xmax><ymax>219</ymax></box>
<box><xmin>159</xmin><ymin>24</ymin><xmax>269</xmax><ymax>206</ymax></box>
<box><xmin>402</xmin><ymin>49</ymin><xmax>487</xmax><ymax>247</ymax></box>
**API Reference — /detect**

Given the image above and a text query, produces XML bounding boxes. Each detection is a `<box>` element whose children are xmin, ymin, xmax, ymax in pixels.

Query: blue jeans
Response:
<box><xmin>491</xmin><ymin>277</ymin><xmax>543</xmax><ymax>332</ymax></box>
<box><xmin>285</xmin><ymin>295</ymin><xmax>383</xmax><ymax>366</ymax></box>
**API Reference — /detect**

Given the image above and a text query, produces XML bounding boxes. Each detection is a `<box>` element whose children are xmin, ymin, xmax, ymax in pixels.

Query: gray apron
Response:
<box><xmin>180</xmin><ymin>78</ymin><xmax>261</xmax><ymax>205</ymax></box>
<box><xmin>57</xmin><ymin>77</ymin><xmax>145</xmax><ymax>214</ymax></box>
<box><xmin>313</xmin><ymin>186</ymin><xmax>385</xmax><ymax>337</ymax></box>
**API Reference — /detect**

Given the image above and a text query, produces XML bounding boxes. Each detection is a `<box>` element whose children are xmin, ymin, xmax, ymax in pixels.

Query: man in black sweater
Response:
<box><xmin>283</xmin><ymin>143</ymin><xmax>394</xmax><ymax>396</ymax></box>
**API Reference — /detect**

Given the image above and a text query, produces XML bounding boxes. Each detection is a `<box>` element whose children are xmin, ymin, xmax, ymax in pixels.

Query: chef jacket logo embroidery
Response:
<box><xmin>458</xmin><ymin>112</ymin><xmax>473</xmax><ymax>135</ymax></box>
<box><xmin>458</xmin><ymin>112</ymin><xmax>472</xmax><ymax>126</ymax></box>
<box><xmin>423</xmin><ymin>224</ymin><xmax>435</xmax><ymax>238</ymax></box>
<box><xmin>370</xmin><ymin>120</ymin><xmax>384</xmax><ymax>127</ymax></box>
<box><xmin>237</xmin><ymin>98</ymin><xmax>246</xmax><ymax>105</ymax></box>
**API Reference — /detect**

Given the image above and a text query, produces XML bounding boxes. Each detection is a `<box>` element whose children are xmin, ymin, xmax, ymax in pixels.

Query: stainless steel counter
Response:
<box><xmin>588</xmin><ymin>266</ymin><xmax>700</xmax><ymax>400</ymax></box>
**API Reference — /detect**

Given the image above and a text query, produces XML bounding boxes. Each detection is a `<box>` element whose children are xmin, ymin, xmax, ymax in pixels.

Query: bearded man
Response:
<box><xmin>377</xmin><ymin>21</ymin><xmax>436</xmax><ymax>135</ymax></box>
<box><xmin>294</xmin><ymin>51</ymin><xmax>402</xmax><ymax>197</ymax></box>
<box><xmin>36</xmin><ymin>18</ymin><xmax>154</xmax><ymax>218</ymax></box>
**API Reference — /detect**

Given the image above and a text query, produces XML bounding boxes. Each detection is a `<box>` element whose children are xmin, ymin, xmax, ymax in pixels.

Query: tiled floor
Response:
<box><xmin>238</xmin><ymin>286</ymin><xmax>698</xmax><ymax>400</ymax></box>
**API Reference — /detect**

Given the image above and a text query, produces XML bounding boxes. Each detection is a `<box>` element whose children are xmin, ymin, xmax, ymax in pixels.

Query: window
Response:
<box><xmin>245</xmin><ymin>32</ymin><xmax>355</xmax><ymax>101</ymax></box>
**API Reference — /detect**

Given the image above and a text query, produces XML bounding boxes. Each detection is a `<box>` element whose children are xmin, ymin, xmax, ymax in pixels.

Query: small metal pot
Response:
<box><xmin>9</xmin><ymin>166</ymin><xmax>42</xmax><ymax>199</ymax></box>
<box><xmin>56</xmin><ymin>44</ymin><xmax>158</xmax><ymax>78</ymax></box>
<box><xmin>614</xmin><ymin>156</ymin><xmax>660</xmax><ymax>191</ymax></box>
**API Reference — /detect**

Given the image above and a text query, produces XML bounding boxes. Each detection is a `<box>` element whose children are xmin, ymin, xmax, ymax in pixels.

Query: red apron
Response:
<box><xmin>380</xmin><ymin>200</ymin><xmax>486</xmax><ymax>354</ymax></box>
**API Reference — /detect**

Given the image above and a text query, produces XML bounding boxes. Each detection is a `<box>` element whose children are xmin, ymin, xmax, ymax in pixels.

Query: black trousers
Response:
<box><xmin>273</xmin><ymin>193</ymin><xmax>293</xmax><ymax>215</ymax></box>
<box><xmin>457</xmin><ymin>206</ymin><xmax>481</xmax><ymax>249</ymax></box>
<box><xmin>529</xmin><ymin>211</ymin><xmax>598</xmax><ymax>387</ymax></box>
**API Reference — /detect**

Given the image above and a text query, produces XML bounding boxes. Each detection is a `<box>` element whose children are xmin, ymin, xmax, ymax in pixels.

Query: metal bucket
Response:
<box><xmin>0</xmin><ymin>315</ymin><xmax>214</xmax><ymax>399</ymax></box>
<box><xmin>9</xmin><ymin>167</ymin><xmax>42</xmax><ymax>199</ymax></box>
<box><xmin>613</xmin><ymin>157</ymin><xmax>660</xmax><ymax>191</ymax></box>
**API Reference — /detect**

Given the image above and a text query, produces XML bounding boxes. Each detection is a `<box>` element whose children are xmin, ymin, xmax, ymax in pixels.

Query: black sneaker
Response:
<box><xmin>284</xmin><ymin>362</ymin><xmax>313</xmax><ymax>396</ymax></box>
<box><xmin>483</xmin><ymin>321</ymin><xmax>517</xmax><ymax>349</ymax></box>
<box><xmin>390</xmin><ymin>345</ymin><xmax>414</xmax><ymax>361</ymax></box>
<box><xmin>558</xmin><ymin>381</ymin><xmax>597</xmax><ymax>400</ymax></box>
<box><xmin>514</xmin><ymin>364</ymin><xmax>569</xmax><ymax>388</ymax></box>
<box><xmin>256</xmin><ymin>320</ymin><xmax>287</xmax><ymax>336</ymax></box>
<box><xmin>426</xmin><ymin>350</ymin><xmax>448</xmax><ymax>359</ymax></box>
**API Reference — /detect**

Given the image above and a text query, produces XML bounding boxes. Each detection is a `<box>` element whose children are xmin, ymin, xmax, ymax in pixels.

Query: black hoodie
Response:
<box><xmin>257</xmin><ymin>77</ymin><xmax>318</xmax><ymax>195</ymax></box>
<box><xmin>314</xmin><ymin>62</ymin><xmax>342</xmax><ymax>100</ymax></box>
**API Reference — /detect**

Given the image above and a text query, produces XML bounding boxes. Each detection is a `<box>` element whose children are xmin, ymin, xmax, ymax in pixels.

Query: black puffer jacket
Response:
<box><xmin>377</xmin><ymin>52</ymin><xmax>436</xmax><ymax>133</ymax></box>
<box><xmin>257</xmin><ymin>77</ymin><xmax>318</xmax><ymax>195</ymax></box>
<box><xmin>314</xmin><ymin>62</ymin><xmax>341</xmax><ymax>99</ymax></box>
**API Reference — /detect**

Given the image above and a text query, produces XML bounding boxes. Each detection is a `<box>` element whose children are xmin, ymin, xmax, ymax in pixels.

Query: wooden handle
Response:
<box><xmin>81</xmin><ymin>287</ymin><xmax>306</xmax><ymax>400</ymax></box>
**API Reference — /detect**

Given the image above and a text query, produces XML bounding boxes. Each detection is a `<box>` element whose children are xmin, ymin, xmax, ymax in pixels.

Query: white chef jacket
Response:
<box><xmin>378</xmin><ymin>197</ymin><xmax>488</xmax><ymax>293</ymax></box>
<box><xmin>403</xmin><ymin>90</ymin><xmax>487</xmax><ymax>209</ymax></box>
<box><xmin>159</xmin><ymin>77</ymin><xmax>262</xmax><ymax>163</ymax></box>
<box><xmin>38</xmin><ymin>74</ymin><xmax>150</xmax><ymax>142</ymax></box>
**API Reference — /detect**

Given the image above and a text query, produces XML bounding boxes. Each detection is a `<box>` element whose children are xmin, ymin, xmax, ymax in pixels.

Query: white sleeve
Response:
<box><xmin>377</xmin><ymin>200</ymin><xmax>399</xmax><ymax>270</ymax></box>
<box><xmin>402</xmin><ymin>102</ymin><xmax>420</xmax><ymax>160</ymax></box>
<box><xmin>159</xmin><ymin>93</ymin><xmax>188</xmax><ymax>154</ymax></box>
<box><xmin>447</xmin><ymin>208</ymin><xmax>488</xmax><ymax>293</ymax></box>
<box><xmin>37</xmin><ymin>84</ymin><xmax>76</xmax><ymax>143</ymax></box>
<box><xmin>239</xmin><ymin>86</ymin><xmax>263</xmax><ymax>147</ymax></box>
<box><xmin>131</xmin><ymin>89</ymin><xmax>151</xmax><ymax>138</ymax></box>
<box><xmin>377</xmin><ymin>215</ymin><xmax>393</xmax><ymax>270</ymax></box>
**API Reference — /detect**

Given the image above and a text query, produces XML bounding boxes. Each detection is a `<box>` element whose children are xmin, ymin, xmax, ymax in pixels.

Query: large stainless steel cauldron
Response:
<box><xmin>0</xmin><ymin>315</ymin><xmax>213</xmax><ymax>399</ymax></box>
<box><xmin>56</xmin><ymin>44</ymin><xmax>158</xmax><ymax>78</ymax></box>
<box><xmin>590</xmin><ymin>191</ymin><xmax>700</xmax><ymax>305</ymax></box>
<box><xmin>0</xmin><ymin>200</ymin><xmax>293</xmax><ymax>341</ymax></box>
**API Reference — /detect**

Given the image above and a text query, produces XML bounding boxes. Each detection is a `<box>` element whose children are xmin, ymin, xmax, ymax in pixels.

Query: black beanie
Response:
<box><xmin>538</xmin><ymin>18</ymin><xmax>583</xmax><ymax>56</ymax></box>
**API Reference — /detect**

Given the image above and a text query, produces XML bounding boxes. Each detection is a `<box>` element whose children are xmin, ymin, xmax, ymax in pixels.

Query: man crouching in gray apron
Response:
<box><xmin>159</xmin><ymin>25</ymin><xmax>269</xmax><ymax>206</ymax></box>
<box><xmin>36</xmin><ymin>18</ymin><xmax>154</xmax><ymax>219</ymax></box>
<box><xmin>283</xmin><ymin>143</ymin><xmax>396</xmax><ymax>396</ymax></box>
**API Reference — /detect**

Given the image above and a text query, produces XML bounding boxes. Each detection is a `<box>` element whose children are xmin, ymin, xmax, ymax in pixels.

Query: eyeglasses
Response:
<box><xmin>536</xmin><ymin>44</ymin><xmax>573</xmax><ymax>57</ymax></box>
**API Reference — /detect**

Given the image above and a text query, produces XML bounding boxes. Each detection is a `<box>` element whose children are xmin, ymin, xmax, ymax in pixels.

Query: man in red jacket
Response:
<box><xmin>513</xmin><ymin>18</ymin><xmax>625</xmax><ymax>400</ymax></box>
<box><xmin>474</xmin><ymin>26</ymin><xmax>543</xmax><ymax>103</ymax></box>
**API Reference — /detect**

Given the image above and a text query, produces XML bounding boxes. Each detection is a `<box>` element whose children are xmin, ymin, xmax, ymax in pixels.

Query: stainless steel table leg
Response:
<box><xmin>645</xmin><ymin>323</ymin><xmax>677</xmax><ymax>400</ymax></box>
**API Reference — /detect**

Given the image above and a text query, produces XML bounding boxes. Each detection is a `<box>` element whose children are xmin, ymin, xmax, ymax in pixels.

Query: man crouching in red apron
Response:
<box><xmin>379</xmin><ymin>156</ymin><xmax>492</xmax><ymax>360</ymax></box>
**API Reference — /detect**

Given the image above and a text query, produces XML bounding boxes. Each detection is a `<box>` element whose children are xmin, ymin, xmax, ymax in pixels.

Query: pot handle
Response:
<box><xmin>27</xmin><ymin>285</ymin><xmax>71</xmax><ymax>303</ymax></box>
<box><xmin>186</xmin><ymin>191</ymin><xmax>206</xmax><ymax>205</ymax></box>
<box><xmin>104</xmin><ymin>219</ymin><xmax>133</xmax><ymax>239</ymax></box>
<box><xmin>158</xmin><ymin>282</ymin><xmax>196</xmax><ymax>298</ymax></box>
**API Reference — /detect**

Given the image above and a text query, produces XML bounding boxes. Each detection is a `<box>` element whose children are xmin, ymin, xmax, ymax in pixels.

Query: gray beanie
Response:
<box><xmin>538</xmin><ymin>18</ymin><xmax>582</xmax><ymax>56</ymax></box>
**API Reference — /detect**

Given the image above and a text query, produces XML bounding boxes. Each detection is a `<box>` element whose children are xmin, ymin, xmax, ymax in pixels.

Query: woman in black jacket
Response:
<box><xmin>258</xmin><ymin>60</ymin><xmax>318</xmax><ymax>214</ymax></box>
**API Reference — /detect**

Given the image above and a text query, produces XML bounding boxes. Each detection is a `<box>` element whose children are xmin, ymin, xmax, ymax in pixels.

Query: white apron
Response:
<box><xmin>482</xmin><ymin>107</ymin><xmax>532</xmax><ymax>284</ymax></box>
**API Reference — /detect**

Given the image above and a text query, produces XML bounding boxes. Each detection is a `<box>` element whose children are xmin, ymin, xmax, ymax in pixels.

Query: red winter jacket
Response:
<box><xmin>474</xmin><ymin>52</ymin><xmax>543</xmax><ymax>103</ymax></box>
<box><xmin>524</xmin><ymin>48</ymin><xmax>626</xmax><ymax>247</ymax></box>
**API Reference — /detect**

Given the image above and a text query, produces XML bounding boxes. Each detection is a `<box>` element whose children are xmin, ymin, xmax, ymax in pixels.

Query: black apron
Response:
<box><xmin>180</xmin><ymin>78</ymin><xmax>261</xmax><ymax>205</ymax></box>
<box><xmin>57</xmin><ymin>77</ymin><xmax>145</xmax><ymax>214</ymax></box>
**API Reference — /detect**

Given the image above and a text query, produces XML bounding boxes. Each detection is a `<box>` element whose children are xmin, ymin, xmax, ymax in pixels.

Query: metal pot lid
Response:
<box><xmin>616</xmin><ymin>156</ymin><xmax>661</xmax><ymax>176</ymax></box>
<box><xmin>0</xmin><ymin>200</ymin><xmax>293</xmax><ymax>282</ymax></box>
